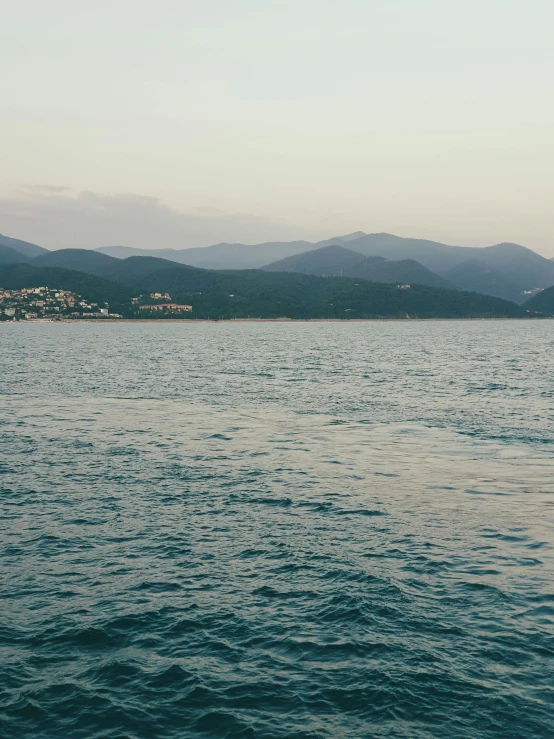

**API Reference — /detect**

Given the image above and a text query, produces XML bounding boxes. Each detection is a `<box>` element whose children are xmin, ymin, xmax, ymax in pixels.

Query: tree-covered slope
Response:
<box><xmin>167</xmin><ymin>274</ymin><xmax>525</xmax><ymax>319</ymax></box>
<box><xmin>522</xmin><ymin>287</ymin><xmax>554</xmax><ymax>315</ymax></box>
<box><xmin>0</xmin><ymin>263</ymin><xmax>135</xmax><ymax>307</ymax></box>
<box><xmin>263</xmin><ymin>246</ymin><xmax>450</xmax><ymax>288</ymax></box>
<box><xmin>97</xmin><ymin>240</ymin><xmax>316</xmax><ymax>269</ymax></box>
<box><xmin>0</xmin><ymin>260</ymin><xmax>527</xmax><ymax>319</ymax></box>
<box><xmin>104</xmin><ymin>262</ymin><xmax>524</xmax><ymax>319</ymax></box>
<box><xmin>33</xmin><ymin>248</ymin><xmax>120</xmax><ymax>275</ymax></box>
<box><xmin>0</xmin><ymin>245</ymin><xmax>31</xmax><ymax>264</ymax></box>
<box><xmin>346</xmin><ymin>234</ymin><xmax>554</xmax><ymax>290</ymax></box>
<box><xmin>263</xmin><ymin>245</ymin><xmax>369</xmax><ymax>276</ymax></box>
<box><xmin>343</xmin><ymin>257</ymin><xmax>450</xmax><ymax>288</ymax></box>
<box><xmin>0</xmin><ymin>233</ymin><xmax>48</xmax><ymax>258</ymax></box>
<box><xmin>444</xmin><ymin>259</ymin><xmax>524</xmax><ymax>303</ymax></box>
<box><xmin>95</xmin><ymin>255</ymin><xmax>202</xmax><ymax>283</ymax></box>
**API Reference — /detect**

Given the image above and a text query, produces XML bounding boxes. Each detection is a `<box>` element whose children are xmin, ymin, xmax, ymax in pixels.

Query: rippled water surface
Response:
<box><xmin>1</xmin><ymin>321</ymin><xmax>554</xmax><ymax>738</ymax></box>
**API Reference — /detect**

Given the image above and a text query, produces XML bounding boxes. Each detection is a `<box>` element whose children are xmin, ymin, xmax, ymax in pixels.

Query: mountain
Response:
<box><xmin>0</xmin><ymin>233</ymin><xmax>48</xmax><ymax>258</ymax></box>
<box><xmin>96</xmin><ymin>234</ymin><xmax>554</xmax><ymax>297</ymax></box>
<box><xmin>263</xmin><ymin>245</ymin><xmax>368</xmax><ymax>276</ymax></box>
<box><xmin>33</xmin><ymin>248</ymin><xmax>120</xmax><ymax>276</ymax></box>
<box><xmin>343</xmin><ymin>257</ymin><xmax>450</xmax><ymax>288</ymax></box>
<box><xmin>263</xmin><ymin>246</ymin><xmax>450</xmax><ymax>288</ymax></box>
<box><xmin>522</xmin><ymin>287</ymin><xmax>554</xmax><ymax>315</ymax></box>
<box><xmin>344</xmin><ymin>234</ymin><xmax>554</xmax><ymax>291</ymax></box>
<box><xmin>95</xmin><ymin>234</ymin><xmax>370</xmax><ymax>269</ymax></box>
<box><xmin>472</xmin><ymin>243</ymin><xmax>554</xmax><ymax>290</ymax></box>
<box><xmin>330</xmin><ymin>231</ymin><xmax>367</xmax><ymax>242</ymax></box>
<box><xmin>181</xmin><ymin>240</ymin><xmax>317</xmax><ymax>269</ymax></box>
<box><xmin>81</xmin><ymin>257</ymin><xmax>524</xmax><ymax>319</ymax></box>
<box><xmin>95</xmin><ymin>255</ymin><xmax>202</xmax><ymax>284</ymax></box>
<box><xmin>0</xmin><ymin>263</ymin><xmax>135</xmax><ymax>307</ymax></box>
<box><xmin>29</xmin><ymin>250</ymin><xmax>206</xmax><ymax>285</ymax></box>
<box><xmin>107</xmin><ymin>267</ymin><xmax>525</xmax><ymax>319</ymax></box>
<box><xmin>88</xmin><ymin>248</ymin><xmax>449</xmax><ymax>296</ymax></box>
<box><xmin>0</xmin><ymin>258</ymin><xmax>526</xmax><ymax>319</ymax></box>
<box><xmin>3</xmin><ymin>228</ymin><xmax>553</xmax><ymax>302</ymax></box>
<box><xmin>444</xmin><ymin>259</ymin><xmax>524</xmax><ymax>303</ymax></box>
<box><xmin>343</xmin><ymin>233</ymin><xmax>470</xmax><ymax>271</ymax></box>
<box><xmin>94</xmin><ymin>245</ymin><xmax>159</xmax><ymax>259</ymax></box>
<box><xmin>96</xmin><ymin>241</ymin><xmax>316</xmax><ymax>269</ymax></box>
<box><xmin>0</xmin><ymin>244</ymin><xmax>31</xmax><ymax>264</ymax></box>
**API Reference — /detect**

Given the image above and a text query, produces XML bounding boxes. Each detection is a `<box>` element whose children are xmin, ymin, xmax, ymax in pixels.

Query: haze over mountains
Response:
<box><xmin>2</xmin><ymin>230</ymin><xmax>554</xmax><ymax>308</ymax></box>
<box><xmin>0</xmin><ymin>233</ymin><xmax>48</xmax><ymax>259</ymax></box>
<box><xmin>263</xmin><ymin>245</ymin><xmax>451</xmax><ymax>290</ymax></box>
<box><xmin>93</xmin><ymin>232</ymin><xmax>554</xmax><ymax>304</ymax></box>
<box><xmin>95</xmin><ymin>232</ymin><xmax>368</xmax><ymax>270</ymax></box>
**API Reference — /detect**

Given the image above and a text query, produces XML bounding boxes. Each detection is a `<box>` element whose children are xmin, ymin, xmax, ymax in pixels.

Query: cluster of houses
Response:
<box><xmin>0</xmin><ymin>287</ymin><xmax>118</xmax><ymax>320</ymax></box>
<box><xmin>1</xmin><ymin>288</ymin><xmax>193</xmax><ymax>320</ymax></box>
<box><xmin>138</xmin><ymin>303</ymin><xmax>192</xmax><ymax>313</ymax></box>
<box><xmin>133</xmin><ymin>293</ymin><xmax>193</xmax><ymax>314</ymax></box>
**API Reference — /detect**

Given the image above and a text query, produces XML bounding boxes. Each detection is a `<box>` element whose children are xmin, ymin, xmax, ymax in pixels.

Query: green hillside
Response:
<box><xmin>0</xmin><ymin>263</ymin><xmax>135</xmax><ymax>308</ymax></box>
<box><xmin>0</xmin><ymin>233</ymin><xmax>47</xmax><ymax>258</ymax></box>
<box><xmin>344</xmin><ymin>257</ymin><xmax>450</xmax><ymax>288</ymax></box>
<box><xmin>0</xmin><ymin>260</ymin><xmax>528</xmax><ymax>319</ymax></box>
<box><xmin>33</xmin><ymin>248</ymin><xmax>120</xmax><ymax>275</ymax></box>
<box><xmin>522</xmin><ymin>287</ymin><xmax>554</xmax><ymax>315</ymax></box>
<box><xmin>0</xmin><ymin>244</ymin><xmax>30</xmax><ymax>264</ymax></box>
<box><xmin>347</xmin><ymin>234</ymin><xmax>554</xmax><ymax>291</ymax></box>
<box><xmin>444</xmin><ymin>259</ymin><xmax>524</xmax><ymax>303</ymax></box>
<box><xmin>263</xmin><ymin>245</ymin><xmax>450</xmax><ymax>288</ymax></box>
<box><xmin>168</xmin><ymin>273</ymin><xmax>525</xmax><ymax>320</ymax></box>
<box><xmin>263</xmin><ymin>245</ymin><xmax>368</xmax><ymax>276</ymax></box>
<box><xmin>97</xmin><ymin>260</ymin><xmax>524</xmax><ymax>319</ymax></box>
<box><xmin>96</xmin><ymin>255</ymin><xmax>200</xmax><ymax>283</ymax></box>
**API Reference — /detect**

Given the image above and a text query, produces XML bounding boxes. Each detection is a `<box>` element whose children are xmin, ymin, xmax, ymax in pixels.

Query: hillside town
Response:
<box><xmin>0</xmin><ymin>287</ymin><xmax>119</xmax><ymax>320</ymax></box>
<box><xmin>1</xmin><ymin>288</ymin><xmax>193</xmax><ymax>320</ymax></box>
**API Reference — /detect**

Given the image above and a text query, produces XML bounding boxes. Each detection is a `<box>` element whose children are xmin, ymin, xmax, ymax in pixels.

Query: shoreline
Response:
<box><xmin>8</xmin><ymin>316</ymin><xmax>551</xmax><ymax>324</ymax></box>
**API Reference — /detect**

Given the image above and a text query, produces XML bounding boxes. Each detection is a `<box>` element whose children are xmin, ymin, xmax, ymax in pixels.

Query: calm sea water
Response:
<box><xmin>1</xmin><ymin>321</ymin><xmax>553</xmax><ymax>738</ymax></box>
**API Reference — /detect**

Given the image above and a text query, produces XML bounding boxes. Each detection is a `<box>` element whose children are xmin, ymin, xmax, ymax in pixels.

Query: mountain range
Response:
<box><xmin>262</xmin><ymin>245</ymin><xmax>451</xmax><ymax>289</ymax></box>
<box><xmin>92</xmin><ymin>233</ymin><xmax>554</xmax><ymax>304</ymax></box>
<box><xmin>1</xmin><ymin>230</ymin><xmax>553</xmax><ymax>313</ymax></box>
<box><xmin>0</xmin><ymin>233</ymin><xmax>48</xmax><ymax>259</ymax></box>
<box><xmin>0</xmin><ymin>259</ymin><xmax>530</xmax><ymax>320</ymax></box>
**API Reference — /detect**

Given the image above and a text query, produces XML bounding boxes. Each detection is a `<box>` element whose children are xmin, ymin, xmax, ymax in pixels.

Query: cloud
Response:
<box><xmin>0</xmin><ymin>189</ymin><xmax>324</xmax><ymax>250</ymax></box>
<box><xmin>18</xmin><ymin>184</ymin><xmax>71</xmax><ymax>193</ymax></box>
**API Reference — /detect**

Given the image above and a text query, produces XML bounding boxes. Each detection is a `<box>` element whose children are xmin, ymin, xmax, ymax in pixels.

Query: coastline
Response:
<box><xmin>11</xmin><ymin>316</ymin><xmax>551</xmax><ymax>324</ymax></box>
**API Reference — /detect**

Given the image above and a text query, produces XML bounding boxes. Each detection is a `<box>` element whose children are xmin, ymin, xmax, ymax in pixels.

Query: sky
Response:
<box><xmin>1</xmin><ymin>0</ymin><xmax>553</xmax><ymax>254</ymax></box>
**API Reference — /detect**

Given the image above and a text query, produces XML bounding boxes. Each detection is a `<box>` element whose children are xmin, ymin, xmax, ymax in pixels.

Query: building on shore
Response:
<box><xmin>138</xmin><ymin>303</ymin><xmax>192</xmax><ymax>312</ymax></box>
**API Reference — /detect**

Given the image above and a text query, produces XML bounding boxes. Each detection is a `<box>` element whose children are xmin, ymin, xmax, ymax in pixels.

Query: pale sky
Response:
<box><xmin>1</xmin><ymin>0</ymin><xmax>553</xmax><ymax>254</ymax></box>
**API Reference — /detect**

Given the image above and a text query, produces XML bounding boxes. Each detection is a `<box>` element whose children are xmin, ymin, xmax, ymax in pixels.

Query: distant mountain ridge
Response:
<box><xmin>33</xmin><ymin>248</ymin><xmax>120</xmax><ymax>274</ymax></box>
<box><xmin>2</xmin><ymin>229</ymin><xmax>554</xmax><ymax>304</ymax></box>
<box><xmin>0</xmin><ymin>244</ymin><xmax>30</xmax><ymax>264</ymax></box>
<box><xmin>262</xmin><ymin>245</ymin><xmax>369</xmax><ymax>277</ymax></box>
<box><xmin>0</xmin><ymin>233</ymin><xmax>48</xmax><ymax>259</ymax></box>
<box><xmin>348</xmin><ymin>257</ymin><xmax>450</xmax><ymax>288</ymax></box>
<box><xmin>262</xmin><ymin>245</ymin><xmax>451</xmax><ymax>289</ymax></box>
<box><xmin>94</xmin><ymin>232</ymin><xmax>554</xmax><ymax>303</ymax></box>
<box><xmin>95</xmin><ymin>241</ymin><xmax>316</xmax><ymax>269</ymax></box>
<box><xmin>443</xmin><ymin>260</ymin><xmax>523</xmax><ymax>303</ymax></box>
<box><xmin>95</xmin><ymin>232</ymin><xmax>369</xmax><ymax>268</ymax></box>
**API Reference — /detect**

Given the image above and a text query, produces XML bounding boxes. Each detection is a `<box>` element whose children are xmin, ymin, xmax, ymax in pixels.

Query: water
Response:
<box><xmin>1</xmin><ymin>321</ymin><xmax>553</xmax><ymax>738</ymax></box>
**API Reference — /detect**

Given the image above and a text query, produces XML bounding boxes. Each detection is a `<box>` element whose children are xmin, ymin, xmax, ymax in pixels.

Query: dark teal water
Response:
<box><xmin>1</xmin><ymin>321</ymin><xmax>553</xmax><ymax>738</ymax></box>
